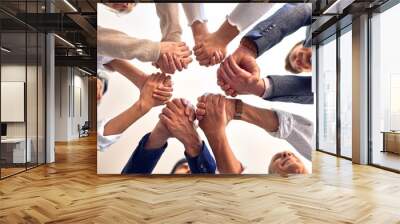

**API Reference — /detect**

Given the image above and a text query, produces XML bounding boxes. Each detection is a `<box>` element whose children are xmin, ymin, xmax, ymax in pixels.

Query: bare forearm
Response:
<box><xmin>241</xmin><ymin>103</ymin><xmax>279</xmax><ymax>132</ymax></box>
<box><xmin>205</xmin><ymin>131</ymin><xmax>241</xmax><ymax>174</ymax></box>
<box><xmin>216</xmin><ymin>20</ymin><xmax>240</xmax><ymax>46</ymax></box>
<box><xmin>191</xmin><ymin>21</ymin><xmax>208</xmax><ymax>42</ymax></box>
<box><xmin>106</xmin><ymin>59</ymin><xmax>147</xmax><ymax>88</ymax></box>
<box><xmin>103</xmin><ymin>101</ymin><xmax>148</xmax><ymax>136</ymax></box>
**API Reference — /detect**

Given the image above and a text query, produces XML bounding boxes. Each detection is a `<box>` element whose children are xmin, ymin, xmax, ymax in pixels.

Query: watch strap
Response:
<box><xmin>234</xmin><ymin>99</ymin><xmax>243</xmax><ymax>120</ymax></box>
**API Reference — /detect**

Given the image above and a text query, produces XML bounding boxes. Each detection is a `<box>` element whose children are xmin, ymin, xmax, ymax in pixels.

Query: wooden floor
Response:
<box><xmin>372</xmin><ymin>150</ymin><xmax>400</xmax><ymax>171</ymax></box>
<box><xmin>0</xmin><ymin>135</ymin><xmax>400</xmax><ymax>223</ymax></box>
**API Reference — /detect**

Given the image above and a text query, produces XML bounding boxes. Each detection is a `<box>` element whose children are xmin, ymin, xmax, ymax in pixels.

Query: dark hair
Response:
<box><xmin>285</xmin><ymin>41</ymin><xmax>304</xmax><ymax>74</ymax></box>
<box><xmin>170</xmin><ymin>158</ymin><xmax>188</xmax><ymax>174</ymax></box>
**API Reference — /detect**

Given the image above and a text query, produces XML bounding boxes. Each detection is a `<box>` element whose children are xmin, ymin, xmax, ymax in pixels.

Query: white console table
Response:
<box><xmin>1</xmin><ymin>138</ymin><xmax>31</xmax><ymax>163</ymax></box>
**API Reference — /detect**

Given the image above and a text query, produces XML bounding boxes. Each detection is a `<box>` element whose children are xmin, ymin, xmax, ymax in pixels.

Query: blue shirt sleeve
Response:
<box><xmin>244</xmin><ymin>3</ymin><xmax>312</xmax><ymax>57</ymax></box>
<box><xmin>121</xmin><ymin>133</ymin><xmax>167</xmax><ymax>174</ymax></box>
<box><xmin>265</xmin><ymin>75</ymin><xmax>314</xmax><ymax>104</ymax></box>
<box><xmin>184</xmin><ymin>141</ymin><xmax>216</xmax><ymax>174</ymax></box>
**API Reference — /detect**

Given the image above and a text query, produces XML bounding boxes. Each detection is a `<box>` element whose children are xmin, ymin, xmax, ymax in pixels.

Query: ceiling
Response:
<box><xmin>0</xmin><ymin>0</ymin><xmax>99</xmax><ymax>72</ymax></box>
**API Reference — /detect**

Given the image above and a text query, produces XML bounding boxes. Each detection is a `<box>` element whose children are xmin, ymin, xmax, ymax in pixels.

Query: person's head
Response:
<box><xmin>171</xmin><ymin>158</ymin><xmax>191</xmax><ymax>174</ymax></box>
<box><xmin>104</xmin><ymin>3</ymin><xmax>135</xmax><ymax>14</ymax></box>
<box><xmin>285</xmin><ymin>41</ymin><xmax>312</xmax><ymax>74</ymax></box>
<box><xmin>268</xmin><ymin>151</ymin><xmax>307</xmax><ymax>176</ymax></box>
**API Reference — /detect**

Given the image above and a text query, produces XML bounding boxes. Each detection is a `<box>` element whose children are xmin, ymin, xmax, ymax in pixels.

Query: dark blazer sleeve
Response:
<box><xmin>264</xmin><ymin>75</ymin><xmax>314</xmax><ymax>104</ymax></box>
<box><xmin>185</xmin><ymin>142</ymin><xmax>216</xmax><ymax>174</ymax></box>
<box><xmin>121</xmin><ymin>133</ymin><xmax>167</xmax><ymax>174</ymax></box>
<box><xmin>244</xmin><ymin>3</ymin><xmax>312</xmax><ymax>57</ymax></box>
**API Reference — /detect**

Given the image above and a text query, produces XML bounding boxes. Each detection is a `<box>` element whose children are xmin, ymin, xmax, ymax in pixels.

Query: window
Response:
<box><xmin>370</xmin><ymin>2</ymin><xmax>400</xmax><ymax>171</ymax></box>
<box><xmin>0</xmin><ymin>1</ymin><xmax>47</xmax><ymax>179</ymax></box>
<box><xmin>317</xmin><ymin>36</ymin><xmax>337</xmax><ymax>154</ymax></box>
<box><xmin>339</xmin><ymin>27</ymin><xmax>352</xmax><ymax>158</ymax></box>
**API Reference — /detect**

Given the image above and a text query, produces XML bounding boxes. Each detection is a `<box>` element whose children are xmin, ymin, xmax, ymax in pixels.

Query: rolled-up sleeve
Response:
<box><xmin>268</xmin><ymin>110</ymin><xmax>313</xmax><ymax>161</ymax></box>
<box><xmin>184</xmin><ymin>141</ymin><xmax>216</xmax><ymax>174</ymax></box>
<box><xmin>156</xmin><ymin>3</ymin><xmax>182</xmax><ymax>42</ymax></box>
<box><xmin>181</xmin><ymin>3</ymin><xmax>207</xmax><ymax>26</ymax></box>
<box><xmin>97</xmin><ymin>26</ymin><xmax>160</xmax><ymax>62</ymax></box>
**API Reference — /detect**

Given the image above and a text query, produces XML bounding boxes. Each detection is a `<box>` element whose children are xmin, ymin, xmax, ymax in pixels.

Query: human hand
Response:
<box><xmin>217</xmin><ymin>39</ymin><xmax>261</xmax><ymax>96</ymax></box>
<box><xmin>156</xmin><ymin>42</ymin><xmax>192</xmax><ymax>74</ymax></box>
<box><xmin>139</xmin><ymin>73</ymin><xmax>173</xmax><ymax>112</ymax></box>
<box><xmin>159</xmin><ymin>98</ymin><xmax>201</xmax><ymax>156</ymax></box>
<box><xmin>193</xmin><ymin>32</ymin><xmax>226</xmax><ymax>67</ymax></box>
<box><xmin>181</xmin><ymin>98</ymin><xmax>196</xmax><ymax>122</ymax></box>
<box><xmin>217</xmin><ymin>55</ymin><xmax>264</xmax><ymax>97</ymax></box>
<box><xmin>195</xmin><ymin>94</ymin><xmax>235</xmax><ymax>134</ymax></box>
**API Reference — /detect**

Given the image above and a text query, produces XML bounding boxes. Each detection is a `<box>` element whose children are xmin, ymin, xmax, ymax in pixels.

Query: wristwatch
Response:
<box><xmin>234</xmin><ymin>99</ymin><xmax>243</xmax><ymax>120</ymax></box>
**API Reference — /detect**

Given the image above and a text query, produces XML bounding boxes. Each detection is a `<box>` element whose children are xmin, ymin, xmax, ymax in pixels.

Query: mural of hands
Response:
<box><xmin>98</xmin><ymin>3</ymin><xmax>313</xmax><ymax>175</ymax></box>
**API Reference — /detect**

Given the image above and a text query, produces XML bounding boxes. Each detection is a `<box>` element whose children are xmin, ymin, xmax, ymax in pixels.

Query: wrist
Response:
<box><xmin>159</xmin><ymin>42</ymin><xmax>167</xmax><ymax>55</ymax></box>
<box><xmin>183</xmin><ymin>134</ymin><xmax>202</xmax><ymax>157</ymax></box>
<box><xmin>145</xmin><ymin>130</ymin><xmax>169</xmax><ymax>150</ymax></box>
<box><xmin>154</xmin><ymin>122</ymin><xmax>171</xmax><ymax>140</ymax></box>
<box><xmin>251</xmin><ymin>78</ymin><xmax>266</xmax><ymax>97</ymax></box>
<box><xmin>226</xmin><ymin>98</ymin><xmax>236</xmax><ymax>121</ymax></box>
<box><xmin>136</xmin><ymin>100</ymin><xmax>151</xmax><ymax>114</ymax></box>
<box><xmin>192</xmin><ymin>21</ymin><xmax>208</xmax><ymax>43</ymax></box>
<box><xmin>205</xmin><ymin>129</ymin><xmax>227</xmax><ymax>147</ymax></box>
<box><xmin>136</xmin><ymin>74</ymin><xmax>148</xmax><ymax>90</ymax></box>
<box><xmin>203</xmin><ymin>126</ymin><xmax>225</xmax><ymax>138</ymax></box>
<box><xmin>216</xmin><ymin>20</ymin><xmax>239</xmax><ymax>46</ymax></box>
<box><xmin>239</xmin><ymin>38</ymin><xmax>257</xmax><ymax>58</ymax></box>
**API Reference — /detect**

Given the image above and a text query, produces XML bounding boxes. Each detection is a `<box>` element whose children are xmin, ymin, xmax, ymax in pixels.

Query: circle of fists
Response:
<box><xmin>153</xmin><ymin>38</ymin><xmax>264</xmax><ymax>101</ymax></box>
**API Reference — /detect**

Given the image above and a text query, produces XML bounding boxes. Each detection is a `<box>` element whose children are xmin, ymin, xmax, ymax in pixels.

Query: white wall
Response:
<box><xmin>97</xmin><ymin>3</ymin><xmax>315</xmax><ymax>174</ymax></box>
<box><xmin>1</xmin><ymin>64</ymin><xmax>46</xmax><ymax>163</ymax></box>
<box><xmin>1</xmin><ymin>65</ymin><xmax>31</xmax><ymax>138</ymax></box>
<box><xmin>54</xmin><ymin>67</ymin><xmax>89</xmax><ymax>141</ymax></box>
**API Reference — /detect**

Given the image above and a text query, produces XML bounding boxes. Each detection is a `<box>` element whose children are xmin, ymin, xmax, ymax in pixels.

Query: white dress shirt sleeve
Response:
<box><xmin>97</xmin><ymin>55</ymin><xmax>114</xmax><ymax>72</ymax></box>
<box><xmin>227</xmin><ymin>3</ymin><xmax>275</xmax><ymax>32</ymax></box>
<box><xmin>181</xmin><ymin>3</ymin><xmax>208</xmax><ymax>26</ymax></box>
<box><xmin>267</xmin><ymin>109</ymin><xmax>313</xmax><ymax>161</ymax></box>
<box><xmin>97</xmin><ymin>118</ymin><xmax>121</xmax><ymax>152</ymax></box>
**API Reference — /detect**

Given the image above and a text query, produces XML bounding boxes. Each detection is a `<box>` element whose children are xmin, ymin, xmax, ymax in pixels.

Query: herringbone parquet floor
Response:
<box><xmin>0</xmin><ymin>135</ymin><xmax>399</xmax><ymax>224</ymax></box>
